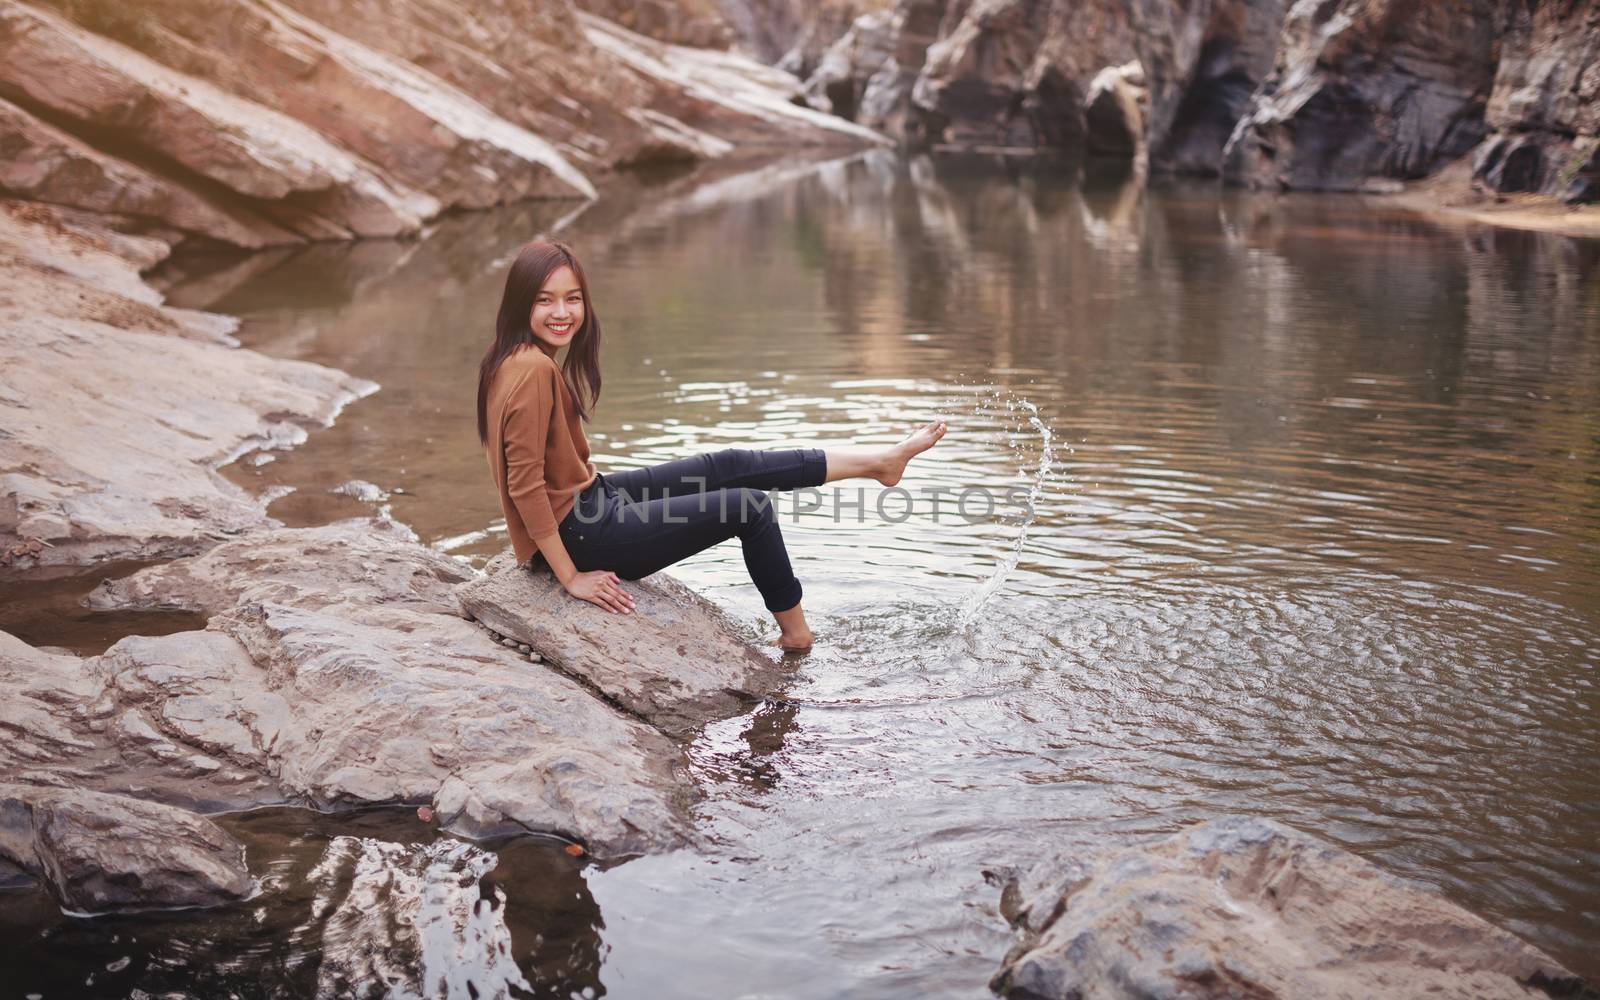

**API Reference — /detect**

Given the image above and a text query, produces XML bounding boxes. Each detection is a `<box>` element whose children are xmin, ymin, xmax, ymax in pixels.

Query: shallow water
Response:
<box><xmin>10</xmin><ymin>151</ymin><xmax>1599</xmax><ymax>996</ymax></box>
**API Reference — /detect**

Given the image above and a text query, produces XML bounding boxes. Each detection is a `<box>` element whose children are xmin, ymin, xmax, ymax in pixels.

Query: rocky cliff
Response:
<box><xmin>779</xmin><ymin>0</ymin><xmax>1598</xmax><ymax>203</ymax></box>
<box><xmin>1476</xmin><ymin>0</ymin><xmax>1600</xmax><ymax>202</ymax></box>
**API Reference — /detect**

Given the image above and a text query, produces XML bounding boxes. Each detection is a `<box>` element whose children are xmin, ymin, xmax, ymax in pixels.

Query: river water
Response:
<box><xmin>5</xmin><ymin>151</ymin><xmax>1598</xmax><ymax>997</ymax></box>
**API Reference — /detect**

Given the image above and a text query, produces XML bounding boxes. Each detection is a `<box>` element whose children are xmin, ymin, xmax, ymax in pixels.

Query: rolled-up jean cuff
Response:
<box><xmin>763</xmin><ymin>577</ymin><xmax>803</xmax><ymax>613</ymax></box>
<box><xmin>801</xmin><ymin>448</ymin><xmax>828</xmax><ymax>489</ymax></box>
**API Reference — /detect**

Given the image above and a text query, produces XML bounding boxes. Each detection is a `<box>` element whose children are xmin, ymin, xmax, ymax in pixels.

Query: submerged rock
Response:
<box><xmin>0</xmin><ymin>783</ymin><xmax>252</xmax><ymax>913</ymax></box>
<box><xmin>989</xmin><ymin>817</ymin><xmax>1590</xmax><ymax>1000</ymax></box>
<box><xmin>457</xmin><ymin>553</ymin><xmax>793</xmax><ymax>740</ymax></box>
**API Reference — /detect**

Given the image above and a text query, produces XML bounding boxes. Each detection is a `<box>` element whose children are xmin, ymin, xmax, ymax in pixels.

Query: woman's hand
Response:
<box><xmin>564</xmin><ymin>569</ymin><xmax>635</xmax><ymax>615</ymax></box>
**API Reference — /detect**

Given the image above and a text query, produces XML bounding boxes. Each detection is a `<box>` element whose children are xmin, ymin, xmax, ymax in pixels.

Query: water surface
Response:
<box><xmin>15</xmin><ymin>151</ymin><xmax>1600</xmax><ymax>996</ymax></box>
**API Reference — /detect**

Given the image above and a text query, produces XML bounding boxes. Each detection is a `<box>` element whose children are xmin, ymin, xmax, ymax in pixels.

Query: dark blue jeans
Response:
<box><xmin>558</xmin><ymin>448</ymin><xmax>829</xmax><ymax>612</ymax></box>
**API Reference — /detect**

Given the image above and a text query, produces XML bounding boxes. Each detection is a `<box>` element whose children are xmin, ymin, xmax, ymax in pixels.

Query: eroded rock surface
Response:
<box><xmin>87</xmin><ymin>516</ymin><xmax>472</xmax><ymax>616</ymax></box>
<box><xmin>1222</xmin><ymin>0</ymin><xmax>1498</xmax><ymax>191</ymax></box>
<box><xmin>577</xmin><ymin>0</ymin><xmax>733</xmax><ymax>48</ymax></box>
<box><xmin>911</xmin><ymin>0</ymin><xmax>1137</xmax><ymax>149</ymax></box>
<box><xmin>1474</xmin><ymin>1</ymin><xmax>1600</xmax><ymax>202</ymax></box>
<box><xmin>457</xmin><ymin>553</ymin><xmax>792</xmax><ymax>740</ymax></box>
<box><xmin>1130</xmin><ymin>0</ymin><xmax>1285</xmax><ymax>175</ymax></box>
<box><xmin>800</xmin><ymin>0</ymin><xmax>944</xmax><ymax>139</ymax></box>
<box><xmin>0</xmin><ymin>200</ymin><xmax>372</xmax><ymax>576</ymax></box>
<box><xmin>64</xmin><ymin>519</ymin><xmax>699</xmax><ymax>856</ymax></box>
<box><xmin>0</xmin><ymin>783</ymin><xmax>252</xmax><ymax>913</ymax></box>
<box><xmin>990</xmin><ymin>817</ymin><xmax>1591</xmax><ymax>1000</ymax></box>
<box><xmin>0</xmin><ymin>0</ymin><xmax>880</xmax><ymax>253</ymax></box>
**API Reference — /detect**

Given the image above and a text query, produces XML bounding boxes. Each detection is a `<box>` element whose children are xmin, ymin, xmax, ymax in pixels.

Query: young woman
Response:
<box><xmin>478</xmin><ymin>240</ymin><xmax>946</xmax><ymax>651</ymax></box>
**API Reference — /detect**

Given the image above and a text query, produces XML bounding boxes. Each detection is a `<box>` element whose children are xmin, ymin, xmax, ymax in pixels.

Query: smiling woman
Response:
<box><xmin>475</xmin><ymin>239</ymin><xmax>946</xmax><ymax>651</ymax></box>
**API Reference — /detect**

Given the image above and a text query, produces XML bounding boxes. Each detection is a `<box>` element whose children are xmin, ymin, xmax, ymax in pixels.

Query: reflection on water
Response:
<box><xmin>0</xmin><ymin>808</ymin><xmax>601</xmax><ymax>999</ymax></box>
<box><xmin>14</xmin><ymin>150</ymin><xmax>1597</xmax><ymax>995</ymax></box>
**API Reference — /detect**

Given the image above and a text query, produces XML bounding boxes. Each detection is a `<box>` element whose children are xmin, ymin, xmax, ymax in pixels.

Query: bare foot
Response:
<box><xmin>773</xmin><ymin>629</ymin><xmax>814</xmax><ymax>653</ymax></box>
<box><xmin>877</xmin><ymin>419</ymin><xmax>948</xmax><ymax>487</ymax></box>
<box><xmin>772</xmin><ymin>603</ymin><xmax>813</xmax><ymax>652</ymax></box>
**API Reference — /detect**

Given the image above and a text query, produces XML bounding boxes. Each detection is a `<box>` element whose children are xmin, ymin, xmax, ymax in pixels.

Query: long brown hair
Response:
<box><xmin>477</xmin><ymin>239</ymin><xmax>602</xmax><ymax>443</ymax></box>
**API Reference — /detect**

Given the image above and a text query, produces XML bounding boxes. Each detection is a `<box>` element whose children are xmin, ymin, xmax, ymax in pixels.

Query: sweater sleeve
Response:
<box><xmin>502</xmin><ymin>362</ymin><xmax>562</xmax><ymax>542</ymax></box>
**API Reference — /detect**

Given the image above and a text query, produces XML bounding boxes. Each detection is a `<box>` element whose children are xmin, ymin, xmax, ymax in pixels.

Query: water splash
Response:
<box><xmin>954</xmin><ymin>396</ymin><xmax>1055</xmax><ymax>631</ymax></box>
<box><xmin>300</xmin><ymin>836</ymin><xmax>532</xmax><ymax>1000</ymax></box>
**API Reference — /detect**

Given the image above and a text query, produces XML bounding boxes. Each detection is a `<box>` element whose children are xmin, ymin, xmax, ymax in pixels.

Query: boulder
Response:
<box><xmin>456</xmin><ymin>553</ymin><xmax>792</xmax><ymax>740</ymax></box>
<box><xmin>715</xmin><ymin>0</ymin><xmax>891</xmax><ymax>81</ymax></box>
<box><xmin>800</xmin><ymin>0</ymin><xmax>945</xmax><ymax>140</ymax></box>
<box><xmin>0</xmin><ymin>200</ymin><xmax>373</xmax><ymax>576</ymax></box>
<box><xmin>989</xmin><ymin>817</ymin><xmax>1592</xmax><ymax>1000</ymax></box>
<box><xmin>582</xmin><ymin>13</ymin><xmax>891</xmax><ymax>152</ymax></box>
<box><xmin>0</xmin><ymin>783</ymin><xmax>252</xmax><ymax>913</ymax></box>
<box><xmin>1222</xmin><ymin>0</ymin><xmax>1497</xmax><ymax>191</ymax></box>
<box><xmin>70</xmin><ymin>520</ymin><xmax>701</xmax><ymax>856</ymax></box>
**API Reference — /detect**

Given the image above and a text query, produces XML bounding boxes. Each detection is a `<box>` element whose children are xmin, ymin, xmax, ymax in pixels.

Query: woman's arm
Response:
<box><xmin>532</xmin><ymin>529</ymin><xmax>633</xmax><ymax>615</ymax></box>
<box><xmin>503</xmin><ymin>360</ymin><xmax>633</xmax><ymax>614</ymax></box>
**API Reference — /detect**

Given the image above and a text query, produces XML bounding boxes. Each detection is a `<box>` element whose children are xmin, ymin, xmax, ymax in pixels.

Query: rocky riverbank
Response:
<box><xmin>0</xmin><ymin>180</ymin><xmax>812</xmax><ymax>900</ymax></box>
<box><xmin>0</xmin><ymin>0</ymin><xmax>870</xmax><ymax>912</ymax></box>
<box><xmin>1</xmin><ymin>0</ymin><xmax>1596</xmax><ymax>989</ymax></box>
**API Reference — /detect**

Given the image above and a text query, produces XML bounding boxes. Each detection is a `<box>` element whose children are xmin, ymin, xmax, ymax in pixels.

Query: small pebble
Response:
<box><xmin>501</xmin><ymin>637</ymin><xmax>517</xmax><ymax>648</ymax></box>
<box><xmin>516</xmin><ymin>643</ymin><xmax>530</xmax><ymax>654</ymax></box>
<box><xmin>528</xmin><ymin>652</ymin><xmax>542</xmax><ymax>663</ymax></box>
<box><xmin>417</xmin><ymin>805</ymin><xmax>434</xmax><ymax>822</ymax></box>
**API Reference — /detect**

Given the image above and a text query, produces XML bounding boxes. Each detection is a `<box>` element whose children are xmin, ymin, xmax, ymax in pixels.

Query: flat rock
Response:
<box><xmin>0</xmin><ymin>202</ymin><xmax>373</xmax><ymax>576</ymax></box>
<box><xmin>990</xmin><ymin>816</ymin><xmax>1591</xmax><ymax>1000</ymax></box>
<box><xmin>17</xmin><ymin>522</ymin><xmax>700</xmax><ymax>859</ymax></box>
<box><xmin>0</xmin><ymin>783</ymin><xmax>252</xmax><ymax>913</ymax></box>
<box><xmin>457</xmin><ymin>553</ymin><xmax>791</xmax><ymax>740</ymax></box>
<box><xmin>86</xmin><ymin>517</ymin><xmax>473</xmax><ymax>616</ymax></box>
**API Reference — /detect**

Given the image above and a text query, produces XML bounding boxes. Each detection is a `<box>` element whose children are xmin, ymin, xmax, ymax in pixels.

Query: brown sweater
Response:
<box><xmin>483</xmin><ymin>346</ymin><xmax>597</xmax><ymax>565</ymax></box>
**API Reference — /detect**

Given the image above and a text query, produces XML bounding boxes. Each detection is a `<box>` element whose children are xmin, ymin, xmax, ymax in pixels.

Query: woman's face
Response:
<box><xmin>529</xmin><ymin>265</ymin><xmax>585</xmax><ymax>352</ymax></box>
